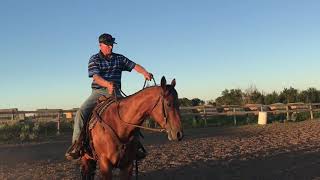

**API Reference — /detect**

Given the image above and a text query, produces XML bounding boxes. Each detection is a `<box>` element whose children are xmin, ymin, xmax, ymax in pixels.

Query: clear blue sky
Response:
<box><xmin>1</xmin><ymin>0</ymin><xmax>320</xmax><ymax>110</ymax></box>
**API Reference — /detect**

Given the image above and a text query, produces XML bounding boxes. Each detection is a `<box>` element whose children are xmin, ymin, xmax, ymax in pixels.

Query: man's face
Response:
<box><xmin>99</xmin><ymin>43</ymin><xmax>113</xmax><ymax>55</ymax></box>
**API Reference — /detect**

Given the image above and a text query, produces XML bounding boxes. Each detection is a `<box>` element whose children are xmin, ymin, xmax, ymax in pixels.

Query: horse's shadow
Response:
<box><xmin>142</xmin><ymin>125</ymin><xmax>262</xmax><ymax>145</ymax></box>
<box><xmin>139</xmin><ymin>148</ymin><xmax>320</xmax><ymax>180</ymax></box>
<box><xmin>138</xmin><ymin>126</ymin><xmax>320</xmax><ymax>180</ymax></box>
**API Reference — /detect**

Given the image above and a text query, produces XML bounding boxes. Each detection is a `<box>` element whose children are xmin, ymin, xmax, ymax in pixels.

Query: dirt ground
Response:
<box><xmin>1</xmin><ymin>120</ymin><xmax>320</xmax><ymax>180</ymax></box>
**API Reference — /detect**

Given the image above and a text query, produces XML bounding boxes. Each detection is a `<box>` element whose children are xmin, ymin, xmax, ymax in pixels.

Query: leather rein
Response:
<box><xmin>114</xmin><ymin>78</ymin><xmax>168</xmax><ymax>133</ymax></box>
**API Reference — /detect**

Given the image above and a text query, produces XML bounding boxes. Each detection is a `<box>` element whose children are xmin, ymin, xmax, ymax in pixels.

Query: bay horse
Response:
<box><xmin>80</xmin><ymin>76</ymin><xmax>183</xmax><ymax>180</ymax></box>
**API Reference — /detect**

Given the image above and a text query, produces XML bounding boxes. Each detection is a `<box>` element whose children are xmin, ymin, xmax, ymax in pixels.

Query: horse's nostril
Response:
<box><xmin>177</xmin><ymin>131</ymin><xmax>183</xmax><ymax>140</ymax></box>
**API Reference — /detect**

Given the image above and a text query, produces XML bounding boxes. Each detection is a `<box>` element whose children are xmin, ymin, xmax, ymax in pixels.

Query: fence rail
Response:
<box><xmin>1</xmin><ymin>103</ymin><xmax>320</xmax><ymax>128</ymax></box>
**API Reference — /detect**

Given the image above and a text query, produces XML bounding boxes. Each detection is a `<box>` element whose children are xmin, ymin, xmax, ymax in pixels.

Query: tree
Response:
<box><xmin>243</xmin><ymin>85</ymin><xmax>264</xmax><ymax>104</ymax></box>
<box><xmin>215</xmin><ymin>89</ymin><xmax>243</xmax><ymax>105</ymax></box>
<box><xmin>279</xmin><ymin>87</ymin><xmax>299</xmax><ymax>103</ymax></box>
<box><xmin>298</xmin><ymin>88</ymin><xmax>320</xmax><ymax>103</ymax></box>
<box><xmin>191</xmin><ymin>98</ymin><xmax>205</xmax><ymax>106</ymax></box>
<box><xmin>264</xmin><ymin>91</ymin><xmax>279</xmax><ymax>104</ymax></box>
<box><xmin>179</xmin><ymin>98</ymin><xmax>192</xmax><ymax>107</ymax></box>
<box><xmin>207</xmin><ymin>100</ymin><xmax>216</xmax><ymax>106</ymax></box>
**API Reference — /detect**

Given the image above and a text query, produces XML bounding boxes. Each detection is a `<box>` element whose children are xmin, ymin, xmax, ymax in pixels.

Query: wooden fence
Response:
<box><xmin>1</xmin><ymin>103</ymin><xmax>320</xmax><ymax>133</ymax></box>
<box><xmin>180</xmin><ymin>103</ymin><xmax>320</xmax><ymax>126</ymax></box>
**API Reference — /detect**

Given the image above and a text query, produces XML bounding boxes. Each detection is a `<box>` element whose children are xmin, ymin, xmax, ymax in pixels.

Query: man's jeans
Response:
<box><xmin>72</xmin><ymin>88</ymin><xmax>119</xmax><ymax>143</ymax></box>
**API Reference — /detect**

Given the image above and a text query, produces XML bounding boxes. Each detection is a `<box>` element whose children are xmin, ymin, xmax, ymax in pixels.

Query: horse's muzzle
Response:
<box><xmin>167</xmin><ymin>129</ymin><xmax>184</xmax><ymax>141</ymax></box>
<box><xmin>176</xmin><ymin>131</ymin><xmax>183</xmax><ymax>141</ymax></box>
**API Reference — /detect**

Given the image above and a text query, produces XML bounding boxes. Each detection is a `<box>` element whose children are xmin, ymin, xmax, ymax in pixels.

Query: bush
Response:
<box><xmin>60</xmin><ymin>120</ymin><xmax>73</xmax><ymax>132</ymax></box>
<box><xmin>268</xmin><ymin>113</ymin><xmax>287</xmax><ymax>123</ymax></box>
<box><xmin>0</xmin><ymin>123</ymin><xmax>23</xmax><ymax>141</ymax></box>
<box><xmin>313</xmin><ymin>112</ymin><xmax>320</xmax><ymax>119</ymax></box>
<box><xmin>0</xmin><ymin>120</ymin><xmax>73</xmax><ymax>143</ymax></box>
<box><xmin>295</xmin><ymin>112</ymin><xmax>311</xmax><ymax>121</ymax></box>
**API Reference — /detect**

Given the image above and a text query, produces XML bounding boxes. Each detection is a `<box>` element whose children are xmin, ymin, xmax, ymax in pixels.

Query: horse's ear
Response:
<box><xmin>171</xmin><ymin>79</ymin><xmax>176</xmax><ymax>87</ymax></box>
<box><xmin>161</xmin><ymin>76</ymin><xmax>166</xmax><ymax>90</ymax></box>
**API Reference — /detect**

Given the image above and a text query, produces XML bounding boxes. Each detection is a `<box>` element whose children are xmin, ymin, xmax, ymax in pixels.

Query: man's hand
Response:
<box><xmin>93</xmin><ymin>75</ymin><xmax>115</xmax><ymax>94</ymax></box>
<box><xmin>106</xmin><ymin>82</ymin><xmax>114</xmax><ymax>94</ymax></box>
<box><xmin>144</xmin><ymin>72</ymin><xmax>153</xmax><ymax>81</ymax></box>
<box><xmin>134</xmin><ymin>64</ymin><xmax>153</xmax><ymax>81</ymax></box>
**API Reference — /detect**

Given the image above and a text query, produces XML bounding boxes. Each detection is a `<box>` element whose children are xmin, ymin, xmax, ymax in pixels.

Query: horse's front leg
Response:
<box><xmin>80</xmin><ymin>155</ymin><xmax>96</xmax><ymax>180</ymax></box>
<box><xmin>119</xmin><ymin>162</ymin><xmax>134</xmax><ymax>180</ymax></box>
<box><xmin>99</xmin><ymin>156</ymin><xmax>113</xmax><ymax>180</ymax></box>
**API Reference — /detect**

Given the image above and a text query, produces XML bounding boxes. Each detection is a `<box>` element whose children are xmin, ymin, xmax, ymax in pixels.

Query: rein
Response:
<box><xmin>142</xmin><ymin>78</ymin><xmax>157</xmax><ymax>89</ymax></box>
<box><xmin>113</xmin><ymin>77</ymin><xmax>167</xmax><ymax>133</ymax></box>
<box><xmin>116</xmin><ymin>94</ymin><xmax>167</xmax><ymax>133</ymax></box>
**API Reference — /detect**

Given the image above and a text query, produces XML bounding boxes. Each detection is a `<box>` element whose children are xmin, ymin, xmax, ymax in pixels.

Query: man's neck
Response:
<box><xmin>100</xmin><ymin>51</ymin><xmax>113</xmax><ymax>59</ymax></box>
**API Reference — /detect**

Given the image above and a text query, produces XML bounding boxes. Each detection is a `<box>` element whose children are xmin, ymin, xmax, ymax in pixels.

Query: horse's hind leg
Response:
<box><xmin>80</xmin><ymin>155</ymin><xmax>97</xmax><ymax>180</ymax></box>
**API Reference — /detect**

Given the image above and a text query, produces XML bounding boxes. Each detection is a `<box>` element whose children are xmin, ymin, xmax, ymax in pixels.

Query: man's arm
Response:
<box><xmin>92</xmin><ymin>74</ymin><xmax>114</xmax><ymax>94</ymax></box>
<box><xmin>134</xmin><ymin>64</ymin><xmax>153</xmax><ymax>80</ymax></box>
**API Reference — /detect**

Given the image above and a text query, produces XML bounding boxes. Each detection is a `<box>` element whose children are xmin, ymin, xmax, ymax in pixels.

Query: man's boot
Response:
<box><xmin>65</xmin><ymin>140</ymin><xmax>81</xmax><ymax>160</ymax></box>
<box><xmin>135</xmin><ymin>140</ymin><xmax>147</xmax><ymax>160</ymax></box>
<box><xmin>133</xmin><ymin>131</ymin><xmax>147</xmax><ymax>160</ymax></box>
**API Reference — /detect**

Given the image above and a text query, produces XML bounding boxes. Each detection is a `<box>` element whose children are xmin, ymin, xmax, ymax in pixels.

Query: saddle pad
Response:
<box><xmin>88</xmin><ymin>96</ymin><xmax>116</xmax><ymax>130</ymax></box>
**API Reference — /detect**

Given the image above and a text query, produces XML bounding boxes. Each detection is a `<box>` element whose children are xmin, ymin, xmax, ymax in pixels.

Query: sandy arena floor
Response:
<box><xmin>1</xmin><ymin>120</ymin><xmax>320</xmax><ymax>180</ymax></box>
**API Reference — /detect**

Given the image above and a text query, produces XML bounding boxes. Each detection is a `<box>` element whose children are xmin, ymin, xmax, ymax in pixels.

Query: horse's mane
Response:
<box><xmin>119</xmin><ymin>84</ymin><xmax>177</xmax><ymax>102</ymax></box>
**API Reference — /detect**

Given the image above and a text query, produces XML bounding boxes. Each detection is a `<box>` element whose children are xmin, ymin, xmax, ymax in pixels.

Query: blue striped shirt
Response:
<box><xmin>88</xmin><ymin>51</ymin><xmax>136</xmax><ymax>89</ymax></box>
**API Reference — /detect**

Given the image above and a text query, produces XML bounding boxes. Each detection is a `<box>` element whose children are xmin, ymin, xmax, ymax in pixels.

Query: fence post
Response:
<box><xmin>57</xmin><ymin>113</ymin><xmax>60</xmax><ymax>135</ymax></box>
<box><xmin>191</xmin><ymin>107</ymin><xmax>199</xmax><ymax>127</ymax></box>
<box><xmin>233</xmin><ymin>108</ymin><xmax>237</xmax><ymax>125</ymax></box>
<box><xmin>203</xmin><ymin>105</ymin><xmax>207</xmax><ymax>127</ymax></box>
<box><xmin>286</xmin><ymin>105</ymin><xmax>290</xmax><ymax>121</ymax></box>
<box><xmin>310</xmin><ymin>104</ymin><xmax>314</xmax><ymax>120</ymax></box>
<box><xmin>192</xmin><ymin>107</ymin><xmax>198</xmax><ymax>127</ymax></box>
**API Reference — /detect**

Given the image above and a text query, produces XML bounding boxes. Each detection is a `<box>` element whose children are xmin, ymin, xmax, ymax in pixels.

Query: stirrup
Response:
<box><xmin>65</xmin><ymin>141</ymin><xmax>81</xmax><ymax>160</ymax></box>
<box><xmin>136</xmin><ymin>148</ymin><xmax>147</xmax><ymax>160</ymax></box>
<box><xmin>135</xmin><ymin>141</ymin><xmax>147</xmax><ymax>160</ymax></box>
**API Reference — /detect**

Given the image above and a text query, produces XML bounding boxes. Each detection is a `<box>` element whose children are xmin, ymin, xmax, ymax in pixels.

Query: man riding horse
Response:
<box><xmin>65</xmin><ymin>33</ymin><xmax>153</xmax><ymax>160</ymax></box>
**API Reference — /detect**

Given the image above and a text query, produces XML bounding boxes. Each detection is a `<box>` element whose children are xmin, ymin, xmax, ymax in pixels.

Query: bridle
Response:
<box><xmin>113</xmin><ymin>78</ymin><xmax>169</xmax><ymax>133</ymax></box>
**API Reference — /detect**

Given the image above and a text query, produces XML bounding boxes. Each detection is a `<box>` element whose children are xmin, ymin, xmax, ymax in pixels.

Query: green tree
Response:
<box><xmin>215</xmin><ymin>89</ymin><xmax>243</xmax><ymax>105</ymax></box>
<box><xmin>207</xmin><ymin>100</ymin><xmax>216</xmax><ymax>106</ymax></box>
<box><xmin>243</xmin><ymin>86</ymin><xmax>264</xmax><ymax>104</ymax></box>
<box><xmin>264</xmin><ymin>91</ymin><xmax>279</xmax><ymax>104</ymax></box>
<box><xmin>298</xmin><ymin>88</ymin><xmax>320</xmax><ymax>103</ymax></box>
<box><xmin>179</xmin><ymin>98</ymin><xmax>192</xmax><ymax>106</ymax></box>
<box><xmin>279</xmin><ymin>87</ymin><xmax>299</xmax><ymax>103</ymax></box>
<box><xmin>191</xmin><ymin>98</ymin><xmax>205</xmax><ymax>106</ymax></box>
